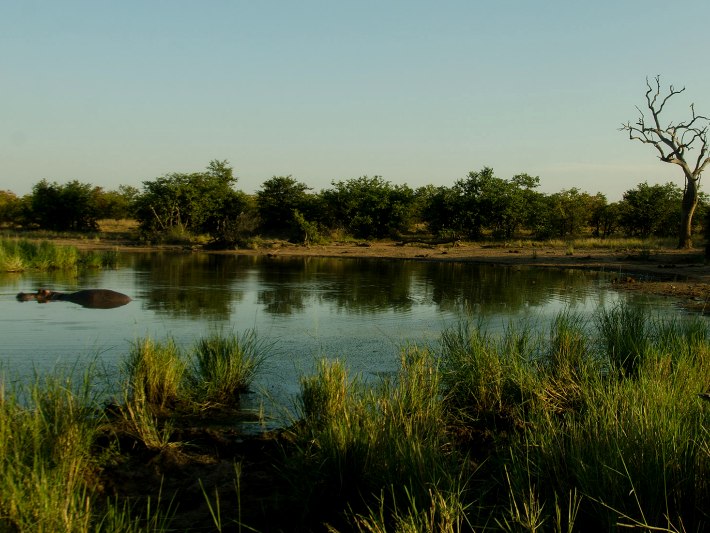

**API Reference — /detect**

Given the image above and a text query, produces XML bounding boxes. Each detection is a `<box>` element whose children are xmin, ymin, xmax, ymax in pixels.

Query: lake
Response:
<box><xmin>0</xmin><ymin>252</ymin><xmax>679</xmax><ymax>424</ymax></box>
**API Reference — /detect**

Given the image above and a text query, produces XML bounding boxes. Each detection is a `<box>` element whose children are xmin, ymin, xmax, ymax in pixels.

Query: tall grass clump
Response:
<box><xmin>187</xmin><ymin>330</ymin><xmax>266</xmax><ymax>406</ymax></box>
<box><xmin>596</xmin><ymin>302</ymin><xmax>650</xmax><ymax>376</ymax></box>
<box><xmin>0</xmin><ymin>237</ymin><xmax>82</xmax><ymax>271</ymax></box>
<box><xmin>0</xmin><ymin>369</ymin><xmax>97</xmax><ymax>531</ymax></box>
<box><xmin>0</xmin><ymin>238</ymin><xmax>27</xmax><ymax>271</ymax></box>
<box><xmin>500</xmin><ymin>308</ymin><xmax>710</xmax><ymax>531</ymax></box>
<box><xmin>433</xmin><ymin>308</ymin><xmax>710</xmax><ymax>531</ymax></box>
<box><xmin>123</xmin><ymin>337</ymin><xmax>186</xmax><ymax>409</ymax></box>
<box><xmin>289</xmin><ymin>349</ymin><xmax>465</xmax><ymax>531</ymax></box>
<box><xmin>439</xmin><ymin>321</ymin><xmax>535</xmax><ymax>431</ymax></box>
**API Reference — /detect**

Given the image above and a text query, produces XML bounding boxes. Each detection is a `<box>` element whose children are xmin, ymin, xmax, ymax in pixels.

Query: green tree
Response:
<box><xmin>489</xmin><ymin>173</ymin><xmax>541</xmax><ymax>239</ymax></box>
<box><xmin>134</xmin><ymin>160</ymin><xmax>247</xmax><ymax>239</ymax></box>
<box><xmin>0</xmin><ymin>190</ymin><xmax>23</xmax><ymax>227</ymax></box>
<box><xmin>256</xmin><ymin>176</ymin><xmax>313</xmax><ymax>236</ymax></box>
<box><xmin>452</xmin><ymin>167</ymin><xmax>496</xmax><ymax>239</ymax></box>
<box><xmin>92</xmin><ymin>185</ymin><xmax>140</xmax><ymax>220</ymax></box>
<box><xmin>618</xmin><ymin>182</ymin><xmax>682</xmax><ymax>238</ymax></box>
<box><xmin>536</xmin><ymin>188</ymin><xmax>597</xmax><ymax>239</ymax></box>
<box><xmin>321</xmin><ymin>176</ymin><xmax>414</xmax><ymax>238</ymax></box>
<box><xmin>29</xmin><ymin>179</ymin><xmax>99</xmax><ymax>231</ymax></box>
<box><xmin>420</xmin><ymin>185</ymin><xmax>462</xmax><ymax>238</ymax></box>
<box><xmin>434</xmin><ymin>168</ymin><xmax>541</xmax><ymax>240</ymax></box>
<box><xmin>590</xmin><ymin>200</ymin><xmax>621</xmax><ymax>238</ymax></box>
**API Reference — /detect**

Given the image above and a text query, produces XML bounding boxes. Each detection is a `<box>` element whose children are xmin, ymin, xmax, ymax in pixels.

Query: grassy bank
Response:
<box><xmin>1</xmin><ymin>306</ymin><xmax>708</xmax><ymax>531</ymax></box>
<box><xmin>0</xmin><ymin>237</ymin><xmax>119</xmax><ymax>271</ymax></box>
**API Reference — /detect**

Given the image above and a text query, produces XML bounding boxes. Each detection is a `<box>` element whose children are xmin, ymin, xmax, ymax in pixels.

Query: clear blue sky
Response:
<box><xmin>2</xmin><ymin>1</ymin><xmax>709</xmax><ymax>200</ymax></box>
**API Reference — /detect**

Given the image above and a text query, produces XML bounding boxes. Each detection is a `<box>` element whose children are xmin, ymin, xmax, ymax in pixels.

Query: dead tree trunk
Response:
<box><xmin>622</xmin><ymin>76</ymin><xmax>710</xmax><ymax>249</ymax></box>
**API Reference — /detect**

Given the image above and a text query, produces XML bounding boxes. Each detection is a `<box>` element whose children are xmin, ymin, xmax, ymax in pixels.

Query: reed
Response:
<box><xmin>0</xmin><ymin>315</ymin><xmax>705</xmax><ymax>530</ymax></box>
<box><xmin>187</xmin><ymin>330</ymin><xmax>266</xmax><ymax>407</ymax></box>
<box><xmin>596</xmin><ymin>302</ymin><xmax>650</xmax><ymax>376</ymax></box>
<box><xmin>0</xmin><ymin>237</ymin><xmax>82</xmax><ymax>271</ymax></box>
<box><xmin>123</xmin><ymin>337</ymin><xmax>187</xmax><ymax>408</ymax></box>
<box><xmin>0</xmin><ymin>237</ymin><xmax>121</xmax><ymax>271</ymax></box>
<box><xmin>290</xmin><ymin>348</ymin><xmax>463</xmax><ymax>530</ymax></box>
<box><xmin>0</xmin><ymin>369</ymin><xmax>97</xmax><ymax>531</ymax></box>
<box><xmin>439</xmin><ymin>320</ymin><xmax>535</xmax><ymax>431</ymax></box>
<box><xmin>432</xmin><ymin>308</ymin><xmax>710</xmax><ymax>531</ymax></box>
<box><xmin>498</xmin><ymin>312</ymin><xmax>709</xmax><ymax>531</ymax></box>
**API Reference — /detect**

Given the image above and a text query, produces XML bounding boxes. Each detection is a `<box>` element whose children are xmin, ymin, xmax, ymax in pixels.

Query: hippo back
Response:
<box><xmin>62</xmin><ymin>289</ymin><xmax>132</xmax><ymax>309</ymax></box>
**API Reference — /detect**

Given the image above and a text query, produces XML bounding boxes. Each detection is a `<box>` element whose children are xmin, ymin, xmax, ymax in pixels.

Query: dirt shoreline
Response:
<box><xmin>60</xmin><ymin>238</ymin><xmax>710</xmax><ymax>313</ymax></box>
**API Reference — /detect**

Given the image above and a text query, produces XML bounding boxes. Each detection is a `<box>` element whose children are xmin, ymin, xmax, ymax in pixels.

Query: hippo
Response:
<box><xmin>16</xmin><ymin>288</ymin><xmax>132</xmax><ymax>309</ymax></box>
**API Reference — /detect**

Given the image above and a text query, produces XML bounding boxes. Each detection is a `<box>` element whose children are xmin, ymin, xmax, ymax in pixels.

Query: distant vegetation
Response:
<box><xmin>0</xmin><ymin>307</ymin><xmax>707</xmax><ymax>530</ymax></box>
<box><xmin>0</xmin><ymin>238</ymin><xmax>118</xmax><ymax>272</ymax></box>
<box><xmin>1</xmin><ymin>160</ymin><xmax>707</xmax><ymax>248</ymax></box>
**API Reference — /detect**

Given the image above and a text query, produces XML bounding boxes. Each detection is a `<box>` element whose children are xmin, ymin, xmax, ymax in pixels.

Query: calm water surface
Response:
<box><xmin>0</xmin><ymin>252</ymin><xmax>679</xmax><ymax>422</ymax></box>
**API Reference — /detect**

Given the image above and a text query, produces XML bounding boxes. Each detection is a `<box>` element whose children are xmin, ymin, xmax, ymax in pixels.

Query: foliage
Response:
<box><xmin>618</xmin><ymin>181</ymin><xmax>682</xmax><ymax>238</ymax></box>
<box><xmin>422</xmin><ymin>168</ymin><xmax>541</xmax><ymax>240</ymax></box>
<box><xmin>420</xmin><ymin>184</ymin><xmax>463</xmax><ymax>238</ymax></box>
<box><xmin>4</xmin><ymin>155</ymin><xmax>709</xmax><ymax>245</ymax></box>
<box><xmin>93</xmin><ymin>185</ymin><xmax>140</xmax><ymax>220</ymax></box>
<box><xmin>590</xmin><ymin>200</ymin><xmax>621</xmax><ymax>238</ymax></box>
<box><xmin>321</xmin><ymin>176</ymin><xmax>415</xmax><ymax>238</ymax></box>
<box><xmin>256</xmin><ymin>175</ymin><xmax>315</xmax><ymax>237</ymax></box>
<box><xmin>134</xmin><ymin>160</ymin><xmax>249</xmax><ymax>240</ymax></box>
<box><xmin>28</xmin><ymin>179</ymin><xmax>100</xmax><ymax>231</ymax></box>
<box><xmin>0</xmin><ymin>190</ymin><xmax>23</xmax><ymax>227</ymax></box>
<box><xmin>293</xmin><ymin>209</ymin><xmax>325</xmax><ymax>245</ymax></box>
<box><xmin>534</xmin><ymin>188</ymin><xmax>603</xmax><ymax>239</ymax></box>
<box><xmin>187</xmin><ymin>330</ymin><xmax>266</xmax><ymax>406</ymax></box>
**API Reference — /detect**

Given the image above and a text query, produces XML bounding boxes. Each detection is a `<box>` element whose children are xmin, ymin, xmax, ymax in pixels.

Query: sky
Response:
<box><xmin>2</xmin><ymin>1</ymin><xmax>710</xmax><ymax>201</ymax></box>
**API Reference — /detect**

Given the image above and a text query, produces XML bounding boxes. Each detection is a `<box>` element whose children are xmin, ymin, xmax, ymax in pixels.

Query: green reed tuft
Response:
<box><xmin>124</xmin><ymin>337</ymin><xmax>186</xmax><ymax>408</ymax></box>
<box><xmin>0</xmin><ymin>369</ymin><xmax>97</xmax><ymax>531</ymax></box>
<box><xmin>0</xmin><ymin>238</ymin><xmax>122</xmax><ymax>271</ymax></box>
<box><xmin>188</xmin><ymin>330</ymin><xmax>266</xmax><ymax>406</ymax></box>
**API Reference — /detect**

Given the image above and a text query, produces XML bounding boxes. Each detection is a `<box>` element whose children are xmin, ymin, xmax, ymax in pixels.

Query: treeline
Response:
<box><xmin>0</xmin><ymin>160</ymin><xmax>705</xmax><ymax>246</ymax></box>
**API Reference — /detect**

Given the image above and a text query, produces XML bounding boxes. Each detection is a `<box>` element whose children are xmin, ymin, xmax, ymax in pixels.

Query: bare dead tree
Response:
<box><xmin>621</xmin><ymin>76</ymin><xmax>710</xmax><ymax>249</ymax></box>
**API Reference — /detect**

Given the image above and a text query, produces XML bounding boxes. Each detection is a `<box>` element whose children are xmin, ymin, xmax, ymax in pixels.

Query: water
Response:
<box><xmin>0</xmin><ymin>252</ymin><xmax>678</xmax><ymax>421</ymax></box>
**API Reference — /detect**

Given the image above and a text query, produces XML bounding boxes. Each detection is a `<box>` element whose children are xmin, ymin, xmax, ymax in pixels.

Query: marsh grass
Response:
<box><xmin>284</xmin><ymin>307</ymin><xmax>705</xmax><ymax>531</ymax></box>
<box><xmin>435</xmin><ymin>307</ymin><xmax>710</xmax><ymax>531</ymax></box>
<box><xmin>123</xmin><ymin>337</ymin><xmax>186</xmax><ymax>408</ymax></box>
<box><xmin>597</xmin><ymin>302</ymin><xmax>651</xmax><ymax>376</ymax></box>
<box><xmin>0</xmin><ymin>237</ymin><xmax>119</xmax><ymax>271</ymax></box>
<box><xmin>188</xmin><ymin>330</ymin><xmax>266</xmax><ymax>407</ymax></box>
<box><xmin>116</xmin><ymin>388</ymin><xmax>176</xmax><ymax>451</ymax></box>
<box><xmin>0</xmin><ymin>368</ymin><xmax>98</xmax><ymax>531</ymax></box>
<box><xmin>439</xmin><ymin>321</ymin><xmax>534</xmax><ymax>430</ymax></box>
<box><xmin>290</xmin><ymin>349</ymin><xmax>466</xmax><ymax>530</ymax></box>
<box><xmin>79</xmin><ymin>250</ymin><xmax>118</xmax><ymax>268</ymax></box>
<box><xmin>0</xmin><ymin>315</ymin><xmax>707</xmax><ymax>531</ymax></box>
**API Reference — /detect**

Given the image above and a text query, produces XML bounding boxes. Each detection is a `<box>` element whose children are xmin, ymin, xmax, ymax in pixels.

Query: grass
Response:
<box><xmin>0</xmin><ymin>237</ymin><xmax>120</xmax><ymax>271</ymax></box>
<box><xmin>0</xmin><ymin>308</ymin><xmax>708</xmax><ymax>531</ymax></box>
<box><xmin>284</xmin><ymin>305</ymin><xmax>709</xmax><ymax>531</ymax></box>
<box><xmin>0</xmin><ymin>367</ymin><xmax>114</xmax><ymax>531</ymax></box>
<box><xmin>188</xmin><ymin>330</ymin><xmax>267</xmax><ymax>407</ymax></box>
